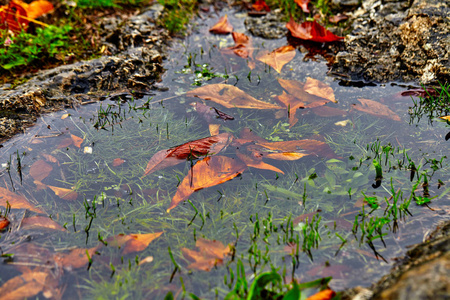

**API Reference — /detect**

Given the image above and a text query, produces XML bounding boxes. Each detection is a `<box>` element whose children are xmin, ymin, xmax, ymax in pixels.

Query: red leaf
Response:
<box><xmin>0</xmin><ymin>216</ymin><xmax>9</xmax><ymax>230</ymax></box>
<box><xmin>0</xmin><ymin>1</ymin><xmax>28</xmax><ymax>33</ymax></box>
<box><xmin>142</xmin><ymin>133</ymin><xmax>234</xmax><ymax>177</ymax></box>
<box><xmin>252</xmin><ymin>0</ymin><xmax>270</xmax><ymax>12</ymax></box>
<box><xmin>209</xmin><ymin>15</ymin><xmax>233</xmax><ymax>34</ymax></box>
<box><xmin>286</xmin><ymin>19</ymin><xmax>344</xmax><ymax>43</ymax></box>
<box><xmin>294</xmin><ymin>0</ymin><xmax>310</xmax><ymax>13</ymax></box>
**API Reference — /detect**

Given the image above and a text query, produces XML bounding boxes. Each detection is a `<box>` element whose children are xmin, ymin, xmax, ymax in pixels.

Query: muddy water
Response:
<box><xmin>0</xmin><ymin>11</ymin><xmax>449</xmax><ymax>299</ymax></box>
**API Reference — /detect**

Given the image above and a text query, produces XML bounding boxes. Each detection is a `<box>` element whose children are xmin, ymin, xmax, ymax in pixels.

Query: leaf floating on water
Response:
<box><xmin>0</xmin><ymin>187</ymin><xmax>45</xmax><ymax>214</ymax></box>
<box><xmin>257</xmin><ymin>139</ymin><xmax>338</xmax><ymax>159</ymax></box>
<box><xmin>304</xmin><ymin>77</ymin><xmax>337</xmax><ymax>103</ymax></box>
<box><xmin>0</xmin><ymin>270</ymin><xmax>49</xmax><ymax>300</ymax></box>
<box><xmin>187</xmin><ymin>84</ymin><xmax>282</xmax><ymax>110</ymax></box>
<box><xmin>168</xmin><ymin>156</ymin><xmax>247</xmax><ymax>212</ymax></box>
<box><xmin>306</xmin><ymin>289</ymin><xmax>336</xmax><ymax>300</ymax></box>
<box><xmin>209</xmin><ymin>15</ymin><xmax>233</xmax><ymax>34</ymax></box>
<box><xmin>181</xmin><ymin>238</ymin><xmax>232</xmax><ymax>271</ymax></box>
<box><xmin>274</xmin><ymin>91</ymin><xmax>304</xmax><ymax>127</ymax></box>
<box><xmin>54</xmin><ymin>246</ymin><xmax>100</xmax><ymax>270</ymax></box>
<box><xmin>236</xmin><ymin>150</ymin><xmax>284</xmax><ymax>174</ymax></box>
<box><xmin>142</xmin><ymin>132</ymin><xmax>233</xmax><ymax>177</ymax></box>
<box><xmin>29</xmin><ymin>159</ymin><xmax>53</xmax><ymax>182</ymax></box>
<box><xmin>107</xmin><ymin>232</ymin><xmax>163</xmax><ymax>255</ymax></box>
<box><xmin>294</xmin><ymin>0</ymin><xmax>310</xmax><ymax>13</ymax></box>
<box><xmin>256</xmin><ymin>45</ymin><xmax>296</xmax><ymax>73</ymax></box>
<box><xmin>70</xmin><ymin>134</ymin><xmax>83</xmax><ymax>148</ymax></box>
<box><xmin>352</xmin><ymin>98</ymin><xmax>401</xmax><ymax>121</ymax></box>
<box><xmin>286</xmin><ymin>18</ymin><xmax>344</xmax><ymax>43</ymax></box>
<box><xmin>265</xmin><ymin>152</ymin><xmax>309</xmax><ymax>160</ymax></box>
<box><xmin>228</xmin><ymin>32</ymin><xmax>253</xmax><ymax>59</ymax></box>
<box><xmin>21</xmin><ymin>216</ymin><xmax>66</xmax><ymax>231</ymax></box>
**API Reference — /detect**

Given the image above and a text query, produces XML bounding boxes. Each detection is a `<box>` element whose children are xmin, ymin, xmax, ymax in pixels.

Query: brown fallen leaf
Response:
<box><xmin>236</xmin><ymin>150</ymin><xmax>284</xmax><ymax>174</ymax></box>
<box><xmin>57</xmin><ymin>138</ymin><xmax>73</xmax><ymax>149</ymax></box>
<box><xmin>304</xmin><ymin>77</ymin><xmax>337</xmax><ymax>103</ymax></box>
<box><xmin>168</xmin><ymin>156</ymin><xmax>247</xmax><ymax>212</ymax></box>
<box><xmin>190</xmin><ymin>102</ymin><xmax>234</xmax><ymax>123</ymax></box>
<box><xmin>187</xmin><ymin>84</ymin><xmax>282</xmax><ymax>110</ymax></box>
<box><xmin>181</xmin><ymin>238</ymin><xmax>232</xmax><ymax>271</ymax></box>
<box><xmin>0</xmin><ymin>216</ymin><xmax>9</xmax><ymax>230</ymax></box>
<box><xmin>275</xmin><ymin>91</ymin><xmax>305</xmax><ymax>126</ymax></box>
<box><xmin>70</xmin><ymin>134</ymin><xmax>83</xmax><ymax>148</ymax></box>
<box><xmin>256</xmin><ymin>45</ymin><xmax>296</xmax><ymax>73</ymax></box>
<box><xmin>352</xmin><ymin>98</ymin><xmax>401</xmax><ymax>121</ymax></box>
<box><xmin>54</xmin><ymin>245</ymin><xmax>100</xmax><ymax>270</ymax></box>
<box><xmin>46</xmin><ymin>185</ymin><xmax>78</xmax><ymax>201</ymax></box>
<box><xmin>0</xmin><ymin>187</ymin><xmax>45</xmax><ymax>214</ymax></box>
<box><xmin>0</xmin><ymin>270</ymin><xmax>49</xmax><ymax>300</ymax></box>
<box><xmin>278</xmin><ymin>78</ymin><xmax>330</xmax><ymax>106</ymax></box>
<box><xmin>21</xmin><ymin>216</ymin><xmax>66</xmax><ymax>231</ymax></box>
<box><xmin>257</xmin><ymin>139</ymin><xmax>338</xmax><ymax>159</ymax></box>
<box><xmin>112</xmin><ymin>158</ymin><xmax>125</xmax><ymax>167</ymax></box>
<box><xmin>209</xmin><ymin>15</ymin><xmax>233</xmax><ymax>34</ymax></box>
<box><xmin>142</xmin><ymin>132</ymin><xmax>233</xmax><ymax>177</ymax></box>
<box><xmin>29</xmin><ymin>159</ymin><xmax>53</xmax><ymax>182</ymax></box>
<box><xmin>306</xmin><ymin>289</ymin><xmax>336</xmax><ymax>300</ymax></box>
<box><xmin>239</xmin><ymin>127</ymin><xmax>267</xmax><ymax>143</ymax></box>
<box><xmin>227</xmin><ymin>32</ymin><xmax>253</xmax><ymax>59</ymax></box>
<box><xmin>107</xmin><ymin>232</ymin><xmax>163</xmax><ymax>255</ymax></box>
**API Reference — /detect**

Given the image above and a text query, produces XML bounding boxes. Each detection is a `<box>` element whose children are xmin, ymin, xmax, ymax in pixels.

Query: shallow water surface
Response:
<box><xmin>1</xmin><ymin>11</ymin><xmax>449</xmax><ymax>299</ymax></box>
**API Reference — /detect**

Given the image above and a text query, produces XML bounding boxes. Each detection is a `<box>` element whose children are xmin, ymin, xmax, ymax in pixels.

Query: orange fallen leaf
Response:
<box><xmin>227</xmin><ymin>32</ymin><xmax>253</xmax><ymax>59</ymax></box>
<box><xmin>0</xmin><ymin>187</ymin><xmax>45</xmax><ymax>214</ymax></box>
<box><xmin>142</xmin><ymin>132</ymin><xmax>233</xmax><ymax>177</ymax></box>
<box><xmin>25</xmin><ymin>0</ymin><xmax>54</xmax><ymax>19</ymax></box>
<box><xmin>294</xmin><ymin>0</ymin><xmax>310</xmax><ymax>12</ymax></box>
<box><xmin>187</xmin><ymin>84</ymin><xmax>282</xmax><ymax>110</ymax></box>
<box><xmin>278</xmin><ymin>78</ymin><xmax>330</xmax><ymax>106</ymax></box>
<box><xmin>257</xmin><ymin>139</ymin><xmax>338</xmax><ymax>159</ymax></box>
<box><xmin>352</xmin><ymin>98</ymin><xmax>401</xmax><ymax>121</ymax></box>
<box><xmin>0</xmin><ymin>216</ymin><xmax>9</xmax><ymax>230</ymax></box>
<box><xmin>286</xmin><ymin>18</ymin><xmax>344</xmax><ymax>43</ymax></box>
<box><xmin>112</xmin><ymin>158</ymin><xmax>125</xmax><ymax>167</ymax></box>
<box><xmin>209</xmin><ymin>124</ymin><xmax>221</xmax><ymax>136</ymax></box>
<box><xmin>209</xmin><ymin>15</ymin><xmax>233</xmax><ymax>34</ymax></box>
<box><xmin>275</xmin><ymin>91</ymin><xmax>304</xmax><ymax>126</ymax></box>
<box><xmin>304</xmin><ymin>77</ymin><xmax>337</xmax><ymax>103</ymax></box>
<box><xmin>256</xmin><ymin>45</ymin><xmax>296</xmax><ymax>73</ymax></box>
<box><xmin>70</xmin><ymin>134</ymin><xmax>83</xmax><ymax>148</ymax></box>
<box><xmin>29</xmin><ymin>159</ymin><xmax>53</xmax><ymax>182</ymax></box>
<box><xmin>182</xmin><ymin>238</ymin><xmax>232</xmax><ymax>271</ymax></box>
<box><xmin>252</xmin><ymin>0</ymin><xmax>270</xmax><ymax>12</ymax></box>
<box><xmin>0</xmin><ymin>1</ymin><xmax>28</xmax><ymax>33</ymax></box>
<box><xmin>21</xmin><ymin>216</ymin><xmax>66</xmax><ymax>231</ymax></box>
<box><xmin>54</xmin><ymin>246</ymin><xmax>99</xmax><ymax>270</ymax></box>
<box><xmin>41</xmin><ymin>153</ymin><xmax>58</xmax><ymax>163</ymax></box>
<box><xmin>239</xmin><ymin>127</ymin><xmax>267</xmax><ymax>143</ymax></box>
<box><xmin>168</xmin><ymin>156</ymin><xmax>247</xmax><ymax>212</ymax></box>
<box><xmin>306</xmin><ymin>289</ymin><xmax>336</xmax><ymax>300</ymax></box>
<box><xmin>0</xmin><ymin>270</ymin><xmax>48</xmax><ymax>299</ymax></box>
<box><xmin>107</xmin><ymin>232</ymin><xmax>163</xmax><ymax>255</ymax></box>
<box><xmin>46</xmin><ymin>185</ymin><xmax>78</xmax><ymax>201</ymax></box>
<box><xmin>265</xmin><ymin>152</ymin><xmax>309</xmax><ymax>160</ymax></box>
<box><xmin>236</xmin><ymin>150</ymin><xmax>284</xmax><ymax>174</ymax></box>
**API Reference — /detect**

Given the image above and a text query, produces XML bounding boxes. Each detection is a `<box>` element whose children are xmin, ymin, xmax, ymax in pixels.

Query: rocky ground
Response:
<box><xmin>0</xmin><ymin>0</ymin><xmax>449</xmax><ymax>298</ymax></box>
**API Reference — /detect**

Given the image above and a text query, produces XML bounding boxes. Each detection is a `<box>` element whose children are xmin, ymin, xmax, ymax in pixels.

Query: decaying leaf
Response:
<box><xmin>228</xmin><ymin>32</ymin><xmax>253</xmax><ymax>59</ymax></box>
<box><xmin>304</xmin><ymin>77</ymin><xmax>337</xmax><ymax>103</ymax></box>
<box><xmin>294</xmin><ymin>0</ymin><xmax>310</xmax><ymax>13</ymax></box>
<box><xmin>29</xmin><ymin>159</ymin><xmax>53</xmax><ymax>182</ymax></box>
<box><xmin>0</xmin><ymin>270</ymin><xmax>49</xmax><ymax>300</ymax></box>
<box><xmin>187</xmin><ymin>84</ymin><xmax>282</xmax><ymax>110</ymax></box>
<box><xmin>0</xmin><ymin>187</ymin><xmax>44</xmax><ymax>213</ymax></box>
<box><xmin>209</xmin><ymin>15</ymin><xmax>233</xmax><ymax>34</ymax></box>
<box><xmin>352</xmin><ymin>98</ymin><xmax>401</xmax><ymax>121</ymax></box>
<box><xmin>286</xmin><ymin>19</ymin><xmax>344</xmax><ymax>43</ymax></box>
<box><xmin>306</xmin><ymin>289</ymin><xmax>336</xmax><ymax>300</ymax></box>
<box><xmin>181</xmin><ymin>238</ymin><xmax>232</xmax><ymax>271</ymax></box>
<box><xmin>112</xmin><ymin>158</ymin><xmax>125</xmax><ymax>167</ymax></box>
<box><xmin>107</xmin><ymin>232</ymin><xmax>163</xmax><ymax>255</ymax></box>
<box><xmin>46</xmin><ymin>185</ymin><xmax>78</xmax><ymax>201</ymax></box>
<box><xmin>236</xmin><ymin>151</ymin><xmax>284</xmax><ymax>174</ymax></box>
<box><xmin>257</xmin><ymin>139</ymin><xmax>338</xmax><ymax>159</ymax></box>
<box><xmin>256</xmin><ymin>45</ymin><xmax>296</xmax><ymax>73</ymax></box>
<box><xmin>168</xmin><ymin>156</ymin><xmax>247</xmax><ymax>212</ymax></box>
<box><xmin>329</xmin><ymin>14</ymin><xmax>348</xmax><ymax>24</ymax></box>
<box><xmin>142</xmin><ymin>132</ymin><xmax>233</xmax><ymax>177</ymax></box>
<box><xmin>54</xmin><ymin>245</ymin><xmax>99</xmax><ymax>270</ymax></box>
<box><xmin>41</xmin><ymin>153</ymin><xmax>58</xmax><ymax>163</ymax></box>
<box><xmin>70</xmin><ymin>134</ymin><xmax>83</xmax><ymax>148</ymax></box>
<box><xmin>21</xmin><ymin>216</ymin><xmax>66</xmax><ymax>231</ymax></box>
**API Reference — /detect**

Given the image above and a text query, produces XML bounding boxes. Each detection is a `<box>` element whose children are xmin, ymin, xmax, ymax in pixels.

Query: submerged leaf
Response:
<box><xmin>352</xmin><ymin>98</ymin><xmax>401</xmax><ymax>121</ymax></box>
<box><xmin>0</xmin><ymin>271</ymin><xmax>48</xmax><ymax>300</ymax></box>
<box><xmin>304</xmin><ymin>77</ymin><xmax>337</xmax><ymax>103</ymax></box>
<box><xmin>29</xmin><ymin>159</ymin><xmax>53</xmax><ymax>182</ymax></box>
<box><xmin>70</xmin><ymin>134</ymin><xmax>83</xmax><ymax>148</ymax></box>
<box><xmin>228</xmin><ymin>32</ymin><xmax>253</xmax><ymax>59</ymax></box>
<box><xmin>257</xmin><ymin>139</ymin><xmax>338</xmax><ymax>159</ymax></box>
<box><xmin>142</xmin><ymin>132</ymin><xmax>233</xmax><ymax>177</ymax></box>
<box><xmin>187</xmin><ymin>84</ymin><xmax>282</xmax><ymax>110</ymax></box>
<box><xmin>278</xmin><ymin>78</ymin><xmax>330</xmax><ymax>106</ymax></box>
<box><xmin>182</xmin><ymin>238</ymin><xmax>232</xmax><ymax>271</ymax></box>
<box><xmin>107</xmin><ymin>232</ymin><xmax>163</xmax><ymax>255</ymax></box>
<box><xmin>286</xmin><ymin>19</ymin><xmax>344</xmax><ymax>43</ymax></box>
<box><xmin>112</xmin><ymin>158</ymin><xmax>125</xmax><ymax>166</ymax></box>
<box><xmin>54</xmin><ymin>246</ymin><xmax>99</xmax><ymax>270</ymax></box>
<box><xmin>256</xmin><ymin>45</ymin><xmax>296</xmax><ymax>73</ymax></box>
<box><xmin>46</xmin><ymin>185</ymin><xmax>78</xmax><ymax>201</ymax></box>
<box><xmin>209</xmin><ymin>15</ymin><xmax>233</xmax><ymax>34</ymax></box>
<box><xmin>236</xmin><ymin>151</ymin><xmax>284</xmax><ymax>174</ymax></box>
<box><xmin>0</xmin><ymin>187</ymin><xmax>44</xmax><ymax>213</ymax></box>
<box><xmin>21</xmin><ymin>216</ymin><xmax>66</xmax><ymax>231</ymax></box>
<box><xmin>168</xmin><ymin>156</ymin><xmax>247</xmax><ymax>212</ymax></box>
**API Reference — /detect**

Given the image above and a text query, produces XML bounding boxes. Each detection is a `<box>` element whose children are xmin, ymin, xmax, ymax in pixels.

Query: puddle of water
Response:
<box><xmin>1</xmin><ymin>10</ymin><xmax>450</xmax><ymax>299</ymax></box>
